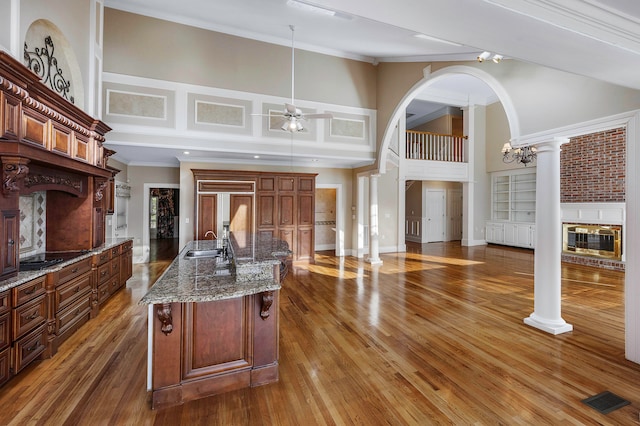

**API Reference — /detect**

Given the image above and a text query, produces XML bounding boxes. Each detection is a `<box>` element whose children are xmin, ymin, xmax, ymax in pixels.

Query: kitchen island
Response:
<box><xmin>140</xmin><ymin>236</ymin><xmax>289</xmax><ymax>409</ymax></box>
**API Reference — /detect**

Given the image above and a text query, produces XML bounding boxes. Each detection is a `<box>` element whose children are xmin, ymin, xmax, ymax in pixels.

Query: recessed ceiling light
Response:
<box><xmin>413</xmin><ymin>33</ymin><xmax>462</xmax><ymax>47</ymax></box>
<box><xmin>254</xmin><ymin>155</ymin><xmax>260</xmax><ymax>159</ymax></box>
<box><xmin>183</xmin><ymin>151</ymin><xmax>190</xmax><ymax>155</ymax></box>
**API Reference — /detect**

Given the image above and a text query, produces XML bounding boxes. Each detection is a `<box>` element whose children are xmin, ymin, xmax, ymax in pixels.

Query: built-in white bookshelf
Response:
<box><xmin>487</xmin><ymin>169</ymin><xmax>537</xmax><ymax>249</ymax></box>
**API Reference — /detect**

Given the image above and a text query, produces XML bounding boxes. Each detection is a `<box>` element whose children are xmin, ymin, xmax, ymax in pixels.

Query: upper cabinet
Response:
<box><xmin>0</xmin><ymin>52</ymin><xmax>114</xmax><ymax>278</ymax></box>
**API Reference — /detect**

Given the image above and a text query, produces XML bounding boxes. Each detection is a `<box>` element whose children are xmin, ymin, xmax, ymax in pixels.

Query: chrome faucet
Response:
<box><xmin>204</xmin><ymin>230</ymin><xmax>217</xmax><ymax>240</ymax></box>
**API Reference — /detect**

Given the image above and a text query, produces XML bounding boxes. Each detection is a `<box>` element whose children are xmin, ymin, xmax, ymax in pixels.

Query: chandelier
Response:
<box><xmin>502</xmin><ymin>142</ymin><xmax>537</xmax><ymax>166</ymax></box>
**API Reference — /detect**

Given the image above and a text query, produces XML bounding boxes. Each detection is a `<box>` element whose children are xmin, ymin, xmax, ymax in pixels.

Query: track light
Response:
<box><xmin>477</xmin><ymin>51</ymin><xmax>490</xmax><ymax>62</ymax></box>
<box><xmin>477</xmin><ymin>51</ymin><xmax>504</xmax><ymax>63</ymax></box>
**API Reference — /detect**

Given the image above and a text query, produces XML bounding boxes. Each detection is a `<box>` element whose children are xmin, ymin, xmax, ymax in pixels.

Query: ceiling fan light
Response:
<box><xmin>296</xmin><ymin>121</ymin><xmax>304</xmax><ymax>131</ymax></box>
<box><xmin>477</xmin><ymin>51</ymin><xmax>491</xmax><ymax>62</ymax></box>
<box><xmin>492</xmin><ymin>54</ymin><xmax>503</xmax><ymax>63</ymax></box>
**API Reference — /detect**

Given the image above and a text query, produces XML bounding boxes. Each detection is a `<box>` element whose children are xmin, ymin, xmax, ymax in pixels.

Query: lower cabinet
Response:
<box><xmin>486</xmin><ymin>221</ymin><xmax>535</xmax><ymax>249</ymax></box>
<box><xmin>0</xmin><ymin>240</ymin><xmax>134</xmax><ymax>386</ymax></box>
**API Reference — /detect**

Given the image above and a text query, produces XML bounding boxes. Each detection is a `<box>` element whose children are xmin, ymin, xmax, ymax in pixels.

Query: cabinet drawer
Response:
<box><xmin>97</xmin><ymin>262</ymin><xmax>111</xmax><ymax>285</ymax></box>
<box><xmin>56</xmin><ymin>272</ymin><xmax>92</xmax><ymax>312</ymax></box>
<box><xmin>13</xmin><ymin>323</ymin><xmax>46</xmax><ymax>374</ymax></box>
<box><xmin>98</xmin><ymin>282</ymin><xmax>110</xmax><ymax>305</ymax></box>
<box><xmin>57</xmin><ymin>257</ymin><xmax>92</xmax><ymax>285</ymax></box>
<box><xmin>94</xmin><ymin>250</ymin><xmax>111</xmax><ymax>267</ymax></box>
<box><xmin>110</xmin><ymin>258</ymin><xmax>120</xmax><ymax>277</ymax></box>
<box><xmin>56</xmin><ymin>295</ymin><xmax>92</xmax><ymax>336</ymax></box>
<box><xmin>0</xmin><ymin>312</ymin><xmax>9</xmax><ymax>352</ymax></box>
<box><xmin>12</xmin><ymin>294</ymin><xmax>46</xmax><ymax>340</ymax></box>
<box><xmin>12</xmin><ymin>276</ymin><xmax>46</xmax><ymax>307</ymax></box>
<box><xmin>111</xmin><ymin>247</ymin><xmax>120</xmax><ymax>258</ymax></box>
<box><xmin>109</xmin><ymin>277</ymin><xmax>121</xmax><ymax>295</ymax></box>
<box><xmin>121</xmin><ymin>240</ymin><xmax>133</xmax><ymax>252</ymax></box>
<box><xmin>0</xmin><ymin>290</ymin><xmax>9</xmax><ymax>316</ymax></box>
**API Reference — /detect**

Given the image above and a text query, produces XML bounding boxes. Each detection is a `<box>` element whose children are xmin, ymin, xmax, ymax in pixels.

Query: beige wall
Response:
<box><xmin>412</xmin><ymin>115</ymin><xmax>453</xmax><ymax>134</ymax></box>
<box><xmin>485</xmin><ymin>102</ymin><xmax>514</xmax><ymax>173</ymax></box>
<box><xmin>0</xmin><ymin>0</ymin><xmax>12</xmax><ymax>52</ymax></box>
<box><xmin>103</xmin><ymin>8</ymin><xmax>377</xmax><ymax>110</ymax></box>
<box><xmin>107</xmin><ymin>158</ymin><xmax>129</xmax><ymax>182</ymax></box>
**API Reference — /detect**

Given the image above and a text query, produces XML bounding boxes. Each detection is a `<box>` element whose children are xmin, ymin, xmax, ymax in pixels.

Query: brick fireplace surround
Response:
<box><xmin>560</xmin><ymin>127</ymin><xmax>626</xmax><ymax>270</ymax></box>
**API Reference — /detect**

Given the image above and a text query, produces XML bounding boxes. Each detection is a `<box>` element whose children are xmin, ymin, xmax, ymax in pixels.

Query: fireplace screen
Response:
<box><xmin>562</xmin><ymin>224</ymin><xmax>622</xmax><ymax>260</ymax></box>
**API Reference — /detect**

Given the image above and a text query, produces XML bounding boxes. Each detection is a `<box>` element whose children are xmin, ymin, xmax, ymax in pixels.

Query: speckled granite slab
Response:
<box><xmin>139</xmin><ymin>239</ymin><xmax>283</xmax><ymax>305</ymax></box>
<box><xmin>0</xmin><ymin>238</ymin><xmax>133</xmax><ymax>293</ymax></box>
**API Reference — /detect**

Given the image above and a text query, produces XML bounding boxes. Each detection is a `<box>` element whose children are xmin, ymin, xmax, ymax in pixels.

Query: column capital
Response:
<box><xmin>532</xmin><ymin>137</ymin><xmax>570</xmax><ymax>152</ymax></box>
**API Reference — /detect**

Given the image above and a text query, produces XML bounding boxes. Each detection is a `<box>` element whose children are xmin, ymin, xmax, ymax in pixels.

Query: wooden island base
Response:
<box><xmin>150</xmin><ymin>291</ymin><xmax>279</xmax><ymax>409</ymax></box>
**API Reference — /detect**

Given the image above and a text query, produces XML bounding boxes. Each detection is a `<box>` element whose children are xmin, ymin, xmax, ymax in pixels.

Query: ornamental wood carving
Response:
<box><xmin>2</xmin><ymin>157</ymin><xmax>30</xmax><ymax>195</ymax></box>
<box><xmin>260</xmin><ymin>291</ymin><xmax>274</xmax><ymax>320</ymax></box>
<box><xmin>156</xmin><ymin>303</ymin><xmax>173</xmax><ymax>335</ymax></box>
<box><xmin>95</xmin><ymin>180</ymin><xmax>108</xmax><ymax>202</ymax></box>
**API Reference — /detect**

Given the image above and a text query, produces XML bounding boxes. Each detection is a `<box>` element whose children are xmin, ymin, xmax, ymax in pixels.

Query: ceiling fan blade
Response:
<box><xmin>302</xmin><ymin>113</ymin><xmax>333</xmax><ymax>120</ymax></box>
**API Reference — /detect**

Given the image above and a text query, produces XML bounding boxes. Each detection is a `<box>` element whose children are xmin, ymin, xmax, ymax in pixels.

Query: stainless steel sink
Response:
<box><xmin>184</xmin><ymin>248</ymin><xmax>224</xmax><ymax>259</ymax></box>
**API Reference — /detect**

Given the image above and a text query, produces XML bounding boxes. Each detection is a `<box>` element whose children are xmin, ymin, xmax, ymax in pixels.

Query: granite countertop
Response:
<box><xmin>0</xmin><ymin>237</ymin><xmax>133</xmax><ymax>293</ymax></box>
<box><xmin>139</xmin><ymin>239</ymin><xmax>284</xmax><ymax>305</ymax></box>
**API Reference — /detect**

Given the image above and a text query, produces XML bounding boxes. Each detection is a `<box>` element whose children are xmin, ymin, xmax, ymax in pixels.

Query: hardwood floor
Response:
<box><xmin>1</xmin><ymin>242</ymin><xmax>639</xmax><ymax>425</ymax></box>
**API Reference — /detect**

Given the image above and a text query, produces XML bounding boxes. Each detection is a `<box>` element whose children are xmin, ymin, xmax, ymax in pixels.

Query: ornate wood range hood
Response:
<box><xmin>0</xmin><ymin>51</ymin><xmax>114</xmax><ymax>278</ymax></box>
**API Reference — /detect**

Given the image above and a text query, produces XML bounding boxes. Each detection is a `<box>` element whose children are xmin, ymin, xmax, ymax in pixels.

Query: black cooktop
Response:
<box><xmin>19</xmin><ymin>250</ymin><xmax>90</xmax><ymax>271</ymax></box>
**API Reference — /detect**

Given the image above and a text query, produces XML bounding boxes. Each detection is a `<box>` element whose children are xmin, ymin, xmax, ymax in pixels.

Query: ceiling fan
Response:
<box><xmin>263</xmin><ymin>25</ymin><xmax>333</xmax><ymax>132</ymax></box>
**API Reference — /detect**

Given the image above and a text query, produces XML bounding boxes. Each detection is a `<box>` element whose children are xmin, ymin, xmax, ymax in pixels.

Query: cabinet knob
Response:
<box><xmin>7</xmin><ymin>239</ymin><xmax>14</xmax><ymax>246</ymax></box>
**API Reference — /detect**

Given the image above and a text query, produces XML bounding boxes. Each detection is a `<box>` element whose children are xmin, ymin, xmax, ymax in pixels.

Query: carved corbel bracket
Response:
<box><xmin>2</xmin><ymin>156</ymin><xmax>30</xmax><ymax>195</ymax></box>
<box><xmin>260</xmin><ymin>291</ymin><xmax>275</xmax><ymax>320</ymax></box>
<box><xmin>156</xmin><ymin>303</ymin><xmax>173</xmax><ymax>335</ymax></box>
<box><xmin>95</xmin><ymin>179</ymin><xmax>108</xmax><ymax>202</ymax></box>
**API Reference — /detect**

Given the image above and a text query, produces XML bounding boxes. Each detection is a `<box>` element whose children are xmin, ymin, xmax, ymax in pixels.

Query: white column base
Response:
<box><xmin>366</xmin><ymin>257</ymin><xmax>383</xmax><ymax>265</ymax></box>
<box><xmin>524</xmin><ymin>313</ymin><xmax>573</xmax><ymax>335</ymax></box>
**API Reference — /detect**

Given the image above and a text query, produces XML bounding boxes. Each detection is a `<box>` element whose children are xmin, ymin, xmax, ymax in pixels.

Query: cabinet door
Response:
<box><xmin>296</xmin><ymin>227</ymin><xmax>314</xmax><ymax>261</ymax></box>
<box><xmin>197</xmin><ymin>194</ymin><xmax>217</xmax><ymax>240</ymax></box>
<box><xmin>1</xmin><ymin>210</ymin><xmax>19</xmax><ymax>276</ymax></box>
<box><xmin>503</xmin><ymin>223</ymin><xmax>517</xmax><ymax>246</ymax></box>
<box><xmin>257</xmin><ymin>194</ymin><xmax>276</xmax><ymax>228</ymax></box>
<box><xmin>278</xmin><ymin>194</ymin><xmax>295</xmax><ymax>227</ymax></box>
<box><xmin>277</xmin><ymin>176</ymin><xmax>296</xmax><ymax>192</ymax></box>
<box><xmin>278</xmin><ymin>228</ymin><xmax>295</xmax><ymax>254</ymax></box>
<box><xmin>92</xmin><ymin>207</ymin><xmax>104</xmax><ymax>248</ymax></box>
<box><xmin>298</xmin><ymin>194</ymin><xmax>314</xmax><ymax>226</ymax></box>
<box><xmin>230</xmin><ymin>194</ymin><xmax>253</xmax><ymax>248</ymax></box>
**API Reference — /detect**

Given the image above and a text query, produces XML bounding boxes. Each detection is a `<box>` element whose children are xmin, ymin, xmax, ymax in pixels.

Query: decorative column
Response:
<box><xmin>367</xmin><ymin>173</ymin><xmax>383</xmax><ymax>265</ymax></box>
<box><xmin>524</xmin><ymin>137</ymin><xmax>573</xmax><ymax>335</ymax></box>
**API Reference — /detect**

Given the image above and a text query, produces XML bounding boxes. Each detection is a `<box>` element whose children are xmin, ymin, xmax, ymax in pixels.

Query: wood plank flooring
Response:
<box><xmin>1</xmin><ymin>242</ymin><xmax>639</xmax><ymax>425</ymax></box>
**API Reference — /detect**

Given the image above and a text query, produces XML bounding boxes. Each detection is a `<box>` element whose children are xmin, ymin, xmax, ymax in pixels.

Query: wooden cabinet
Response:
<box><xmin>151</xmin><ymin>291</ymin><xmax>280</xmax><ymax>409</ymax></box>
<box><xmin>120</xmin><ymin>240</ymin><xmax>133</xmax><ymax>284</ymax></box>
<box><xmin>10</xmin><ymin>276</ymin><xmax>47</xmax><ymax>375</ymax></box>
<box><xmin>194</xmin><ymin>171</ymin><xmax>317</xmax><ymax>263</ymax></box>
<box><xmin>257</xmin><ymin>174</ymin><xmax>316</xmax><ymax>263</ymax></box>
<box><xmin>51</xmin><ymin>258</ymin><xmax>93</xmax><ymax>351</ymax></box>
<box><xmin>1</xmin><ymin>210</ymin><xmax>19</xmax><ymax>278</ymax></box>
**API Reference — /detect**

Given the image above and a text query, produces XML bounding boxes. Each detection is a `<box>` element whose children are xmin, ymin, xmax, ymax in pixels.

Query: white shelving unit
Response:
<box><xmin>486</xmin><ymin>169</ymin><xmax>536</xmax><ymax>249</ymax></box>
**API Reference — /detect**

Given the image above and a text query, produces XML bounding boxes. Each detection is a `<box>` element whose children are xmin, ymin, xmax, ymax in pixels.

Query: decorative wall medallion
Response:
<box><xmin>24</xmin><ymin>36</ymin><xmax>74</xmax><ymax>104</ymax></box>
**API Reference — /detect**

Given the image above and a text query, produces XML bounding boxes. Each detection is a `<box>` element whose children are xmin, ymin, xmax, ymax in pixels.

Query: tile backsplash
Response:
<box><xmin>19</xmin><ymin>191</ymin><xmax>46</xmax><ymax>258</ymax></box>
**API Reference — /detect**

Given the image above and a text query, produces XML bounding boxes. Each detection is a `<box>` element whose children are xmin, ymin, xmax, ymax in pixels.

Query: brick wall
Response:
<box><xmin>560</xmin><ymin>128</ymin><xmax>626</xmax><ymax>202</ymax></box>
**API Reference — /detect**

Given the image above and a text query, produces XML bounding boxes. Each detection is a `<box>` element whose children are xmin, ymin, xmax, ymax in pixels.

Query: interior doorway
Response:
<box><xmin>316</xmin><ymin>184</ymin><xmax>344</xmax><ymax>256</ymax></box>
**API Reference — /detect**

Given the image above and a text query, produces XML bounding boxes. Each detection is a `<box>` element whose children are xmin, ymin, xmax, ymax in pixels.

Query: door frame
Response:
<box><xmin>142</xmin><ymin>183</ymin><xmax>180</xmax><ymax>263</ymax></box>
<box><xmin>316</xmin><ymin>183</ymin><xmax>344</xmax><ymax>257</ymax></box>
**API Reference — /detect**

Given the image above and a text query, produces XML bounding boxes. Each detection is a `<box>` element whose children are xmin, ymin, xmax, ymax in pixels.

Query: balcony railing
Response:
<box><xmin>405</xmin><ymin>130</ymin><xmax>467</xmax><ymax>162</ymax></box>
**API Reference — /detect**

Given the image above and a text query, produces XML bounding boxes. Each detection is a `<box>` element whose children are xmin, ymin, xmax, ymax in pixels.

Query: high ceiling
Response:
<box><xmin>103</xmin><ymin>0</ymin><xmax>640</xmax><ymax>166</ymax></box>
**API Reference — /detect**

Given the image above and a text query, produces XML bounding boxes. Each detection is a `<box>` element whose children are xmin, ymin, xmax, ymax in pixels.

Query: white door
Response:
<box><xmin>426</xmin><ymin>189</ymin><xmax>445</xmax><ymax>242</ymax></box>
<box><xmin>447</xmin><ymin>189</ymin><xmax>463</xmax><ymax>241</ymax></box>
